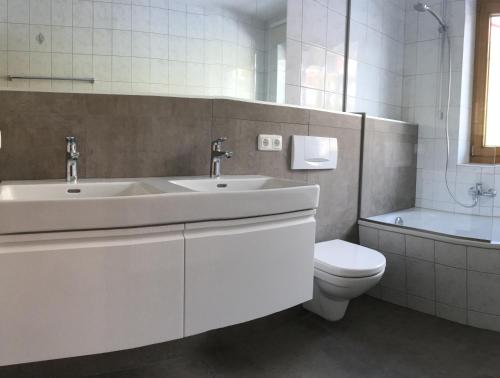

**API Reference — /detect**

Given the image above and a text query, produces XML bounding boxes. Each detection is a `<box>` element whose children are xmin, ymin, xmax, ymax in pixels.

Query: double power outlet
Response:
<box><xmin>258</xmin><ymin>134</ymin><xmax>282</xmax><ymax>151</ymax></box>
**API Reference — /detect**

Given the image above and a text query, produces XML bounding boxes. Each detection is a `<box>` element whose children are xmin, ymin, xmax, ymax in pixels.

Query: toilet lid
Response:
<box><xmin>314</xmin><ymin>239</ymin><xmax>386</xmax><ymax>278</ymax></box>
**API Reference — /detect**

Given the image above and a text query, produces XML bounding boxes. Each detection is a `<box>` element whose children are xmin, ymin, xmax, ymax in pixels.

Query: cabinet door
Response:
<box><xmin>184</xmin><ymin>211</ymin><xmax>316</xmax><ymax>336</ymax></box>
<box><xmin>0</xmin><ymin>225</ymin><xmax>184</xmax><ymax>366</ymax></box>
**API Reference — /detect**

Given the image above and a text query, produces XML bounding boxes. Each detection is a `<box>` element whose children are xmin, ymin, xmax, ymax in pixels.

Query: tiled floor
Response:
<box><xmin>3</xmin><ymin>296</ymin><xmax>500</xmax><ymax>378</ymax></box>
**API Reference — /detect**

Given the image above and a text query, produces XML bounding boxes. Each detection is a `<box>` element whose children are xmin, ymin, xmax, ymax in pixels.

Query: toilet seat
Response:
<box><xmin>314</xmin><ymin>239</ymin><xmax>386</xmax><ymax>278</ymax></box>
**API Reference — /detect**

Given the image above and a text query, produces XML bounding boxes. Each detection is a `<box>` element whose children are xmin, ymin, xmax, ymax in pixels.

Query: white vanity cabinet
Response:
<box><xmin>0</xmin><ymin>225</ymin><xmax>185</xmax><ymax>366</ymax></box>
<box><xmin>184</xmin><ymin>211</ymin><xmax>316</xmax><ymax>336</ymax></box>
<box><xmin>0</xmin><ymin>210</ymin><xmax>316</xmax><ymax>366</ymax></box>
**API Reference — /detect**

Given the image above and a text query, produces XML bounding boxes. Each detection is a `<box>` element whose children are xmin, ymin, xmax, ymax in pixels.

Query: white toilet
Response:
<box><xmin>303</xmin><ymin>239</ymin><xmax>386</xmax><ymax>321</ymax></box>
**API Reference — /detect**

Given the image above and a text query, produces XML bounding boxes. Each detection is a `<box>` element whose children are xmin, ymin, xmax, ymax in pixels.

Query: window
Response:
<box><xmin>471</xmin><ymin>0</ymin><xmax>500</xmax><ymax>163</ymax></box>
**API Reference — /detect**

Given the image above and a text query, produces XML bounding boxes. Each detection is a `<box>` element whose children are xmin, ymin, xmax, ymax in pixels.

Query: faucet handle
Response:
<box><xmin>66</xmin><ymin>136</ymin><xmax>77</xmax><ymax>143</ymax></box>
<box><xmin>212</xmin><ymin>137</ymin><xmax>227</xmax><ymax>144</ymax></box>
<box><xmin>212</xmin><ymin>137</ymin><xmax>228</xmax><ymax>150</ymax></box>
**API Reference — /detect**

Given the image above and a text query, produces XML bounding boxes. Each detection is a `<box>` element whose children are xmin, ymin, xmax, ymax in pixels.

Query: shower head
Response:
<box><xmin>413</xmin><ymin>2</ymin><xmax>447</xmax><ymax>32</ymax></box>
<box><xmin>413</xmin><ymin>2</ymin><xmax>429</xmax><ymax>12</ymax></box>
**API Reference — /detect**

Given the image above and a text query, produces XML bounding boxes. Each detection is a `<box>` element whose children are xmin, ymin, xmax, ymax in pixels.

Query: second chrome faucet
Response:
<box><xmin>210</xmin><ymin>137</ymin><xmax>233</xmax><ymax>178</ymax></box>
<box><xmin>66</xmin><ymin>136</ymin><xmax>80</xmax><ymax>183</ymax></box>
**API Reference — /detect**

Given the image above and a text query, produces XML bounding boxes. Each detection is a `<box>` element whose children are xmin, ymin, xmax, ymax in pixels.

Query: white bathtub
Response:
<box><xmin>358</xmin><ymin>210</ymin><xmax>500</xmax><ymax>333</ymax></box>
<box><xmin>366</xmin><ymin>207</ymin><xmax>500</xmax><ymax>243</ymax></box>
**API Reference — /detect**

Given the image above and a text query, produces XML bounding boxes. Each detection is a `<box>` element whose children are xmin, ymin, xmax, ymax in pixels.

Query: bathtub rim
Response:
<box><xmin>358</xmin><ymin>219</ymin><xmax>499</xmax><ymax>249</ymax></box>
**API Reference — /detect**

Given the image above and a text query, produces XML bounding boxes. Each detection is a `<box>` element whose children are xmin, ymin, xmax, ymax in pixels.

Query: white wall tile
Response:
<box><xmin>73</xmin><ymin>53</ymin><xmax>92</xmax><ymax>76</ymax></box>
<box><xmin>8</xmin><ymin>23</ymin><xmax>29</xmax><ymax>51</ymax></box>
<box><xmin>112</xmin><ymin>29</ymin><xmax>131</xmax><ymax>56</ymax></box>
<box><xmin>30</xmin><ymin>0</ymin><xmax>51</xmax><ymax>25</ymax></box>
<box><xmin>29</xmin><ymin>25</ymin><xmax>51</xmax><ymax>52</ymax></box>
<box><xmin>131</xmin><ymin>56</ymin><xmax>149</xmax><ymax>82</ymax></box>
<box><xmin>186</xmin><ymin>13</ymin><xmax>203</xmax><ymax>39</ymax></box>
<box><xmin>169</xmin><ymin>35</ymin><xmax>185</xmax><ymax>61</ymax></box>
<box><xmin>326</xmin><ymin>9</ymin><xmax>345</xmax><ymax>54</ymax></box>
<box><xmin>0</xmin><ymin>23</ymin><xmax>7</xmax><ymax>50</ymax></box>
<box><xmin>131</xmin><ymin>5</ymin><xmax>149</xmax><ymax>32</ymax></box>
<box><xmin>150</xmin><ymin>58</ymin><xmax>168</xmax><ymax>83</ymax></box>
<box><xmin>325</xmin><ymin>50</ymin><xmax>344</xmax><ymax>93</ymax></box>
<box><xmin>7</xmin><ymin>51</ymin><xmax>29</xmax><ymax>74</ymax></box>
<box><xmin>52</xmin><ymin>52</ymin><xmax>73</xmax><ymax>76</ymax></box>
<box><xmin>51</xmin><ymin>26</ymin><xmax>72</xmax><ymax>53</ymax></box>
<box><xmin>8</xmin><ymin>0</ymin><xmax>29</xmax><ymax>23</ymax></box>
<box><xmin>0</xmin><ymin>0</ymin><xmax>6</xmax><ymax>22</ymax></box>
<box><xmin>150</xmin><ymin>7</ymin><xmax>168</xmax><ymax>34</ymax></box>
<box><xmin>131</xmin><ymin>31</ymin><xmax>149</xmax><ymax>57</ymax></box>
<box><xmin>73</xmin><ymin>27</ymin><xmax>92</xmax><ymax>54</ymax></box>
<box><xmin>93</xmin><ymin>1</ymin><xmax>112</xmax><ymax>28</ymax></box>
<box><xmin>52</xmin><ymin>0</ymin><xmax>73</xmax><ymax>27</ymax></box>
<box><xmin>300</xmin><ymin>87</ymin><xmax>324</xmax><ymax>108</ymax></box>
<box><xmin>186</xmin><ymin>38</ymin><xmax>203</xmax><ymax>63</ymax></box>
<box><xmin>93</xmin><ymin>54</ymin><xmax>111</xmax><ymax>81</ymax></box>
<box><xmin>29</xmin><ymin>51</ymin><xmax>51</xmax><ymax>75</ymax></box>
<box><xmin>287</xmin><ymin>0</ymin><xmax>302</xmax><ymax>41</ymax></box>
<box><xmin>149</xmin><ymin>33</ymin><xmax>167</xmax><ymax>59</ymax></box>
<box><xmin>112</xmin><ymin>3</ymin><xmax>131</xmax><ymax>30</ymax></box>
<box><xmin>302</xmin><ymin>0</ymin><xmax>327</xmax><ymax>47</ymax></box>
<box><xmin>168</xmin><ymin>9</ymin><xmax>185</xmax><ymax>37</ymax></box>
<box><xmin>111</xmin><ymin>55</ymin><xmax>131</xmax><ymax>81</ymax></box>
<box><xmin>301</xmin><ymin>43</ymin><xmax>325</xmax><ymax>90</ymax></box>
<box><xmin>73</xmin><ymin>0</ymin><xmax>93</xmax><ymax>28</ymax></box>
<box><xmin>168</xmin><ymin>60</ymin><xmax>185</xmax><ymax>85</ymax></box>
<box><xmin>93</xmin><ymin>28</ymin><xmax>112</xmax><ymax>55</ymax></box>
<box><xmin>186</xmin><ymin>61</ymin><xmax>203</xmax><ymax>86</ymax></box>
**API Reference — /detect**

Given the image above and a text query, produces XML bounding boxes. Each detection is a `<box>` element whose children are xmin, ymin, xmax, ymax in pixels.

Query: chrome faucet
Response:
<box><xmin>66</xmin><ymin>136</ymin><xmax>80</xmax><ymax>183</ymax></box>
<box><xmin>210</xmin><ymin>137</ymin><xmax>233</xmax><ymax>178</ymax></box>
<box><xmin>469</xmin><ymin>183</ymin><xmax>497</xmax><ymax>202</ymax></box>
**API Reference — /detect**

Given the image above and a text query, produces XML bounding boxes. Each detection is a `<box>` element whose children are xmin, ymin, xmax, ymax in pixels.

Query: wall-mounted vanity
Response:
<box><xmin>0</xmin><ymin>176</ymin><xmax>319</xmax><ymax>366</ymax></box>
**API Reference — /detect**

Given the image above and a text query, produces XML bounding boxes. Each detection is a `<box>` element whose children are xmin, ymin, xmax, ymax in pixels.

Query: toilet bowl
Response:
<box><xmin>303</xmin><ymin>239</ymin><xmax>386</xmax><ymax>321</ymax></box>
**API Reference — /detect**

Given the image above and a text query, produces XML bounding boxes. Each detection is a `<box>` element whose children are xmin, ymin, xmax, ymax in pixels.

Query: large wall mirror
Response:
<box><xmin>0</xmin><ymin>0</ymin><xmax>287</xmax><ymax>102</ymax></box>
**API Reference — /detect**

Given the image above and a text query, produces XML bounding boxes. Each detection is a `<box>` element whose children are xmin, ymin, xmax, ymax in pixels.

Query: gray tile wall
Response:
<box><xmin>360</xmin><ymin>117</ymin><xmax>418</xmax><ymax>218</ymax></box>
<box><xmin>360</xmin><ymin>223</ymin><xmax>500</xmax><ymax>333</ymax></box>
<box><xmin>0</xmin><ymin>91</ymin><xmax>364</xmax><ymax>242</ymax></box>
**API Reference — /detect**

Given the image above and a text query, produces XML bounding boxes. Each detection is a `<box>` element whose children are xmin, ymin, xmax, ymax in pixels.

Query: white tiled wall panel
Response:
<box><xmin>401</xmin><ymin>0</ymin><xmax>488</xmax><ymax>216</ymax></box>
<box><xmin>0</xmin><ymin>0</ymin><xmax>276</xmax><ymax>100</ymax></box>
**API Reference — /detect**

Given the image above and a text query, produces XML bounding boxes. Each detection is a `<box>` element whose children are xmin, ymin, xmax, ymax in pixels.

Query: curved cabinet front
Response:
<box><xmin>184</xmin><ymin>212</ymin><xmax>316</xmax><ymax>336</ymax></box>
<box><xmin>0</xmin><ymin>226</ymin><xmax>185</xmax><ymax>366</ymax></box>
<box><xmin>0</xmin><ymin>211</ymin><xmax>316</xmax><ymax>366</ymax></box>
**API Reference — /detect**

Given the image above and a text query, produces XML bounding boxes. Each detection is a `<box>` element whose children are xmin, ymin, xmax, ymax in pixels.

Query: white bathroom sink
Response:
<box><xmin>0</xmin><ymin>176</ymin><xmax>319</xmax><ymax>234</ymax></box>
<box><xmin>169</xmin><ymin>177</ymin><xmax>301</xmax><ymax>192</ymax></box>
<box><xmin>0</xmin><ymin>181</ymin><xmax>163</xmax><ymax>200</ymax></box>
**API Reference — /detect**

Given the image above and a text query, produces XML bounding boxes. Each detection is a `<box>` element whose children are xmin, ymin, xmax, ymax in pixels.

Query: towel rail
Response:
<box><xmin>7</xmin><ymin>75</ymin><xmax>95</xmax><ymax>84</ymax></box>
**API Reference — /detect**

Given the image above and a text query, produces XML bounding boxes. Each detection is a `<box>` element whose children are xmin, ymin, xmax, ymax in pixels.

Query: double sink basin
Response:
<box><xmin>0</xmin><ymin>176</ymin><xmax>320</xmax><ymax>234</ymax></box>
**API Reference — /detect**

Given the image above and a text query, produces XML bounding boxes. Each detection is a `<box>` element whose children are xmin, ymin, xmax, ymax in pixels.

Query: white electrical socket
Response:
<box><xmin>258</xmin><ymin>134</ymin><xmax>282</xmax><ymax>151</ymax></box>
<box><xmin>271</xmin><ymin>135</ymin><xmax>282</xmax><ymax>151</ymax></box>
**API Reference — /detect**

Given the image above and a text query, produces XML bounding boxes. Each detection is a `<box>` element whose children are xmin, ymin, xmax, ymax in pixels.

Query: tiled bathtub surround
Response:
<box><xmin>360</xmin><ymin>221</ymin><xmax>500</xmax><ymax>333</ymax></box>
<box><xmin>0</xmin><ymin>90</ymin><xmax>362</xmax><ymax>242</ymax></box>
<box><xmin>0</xmin><ymin>0</ymin><xmax>281</xmax><ymax>100</ymax></box>
<box><xmin>360</xmin><ymin>116</ymin><xmax>418</xmax><ymax>218</ymax></box>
